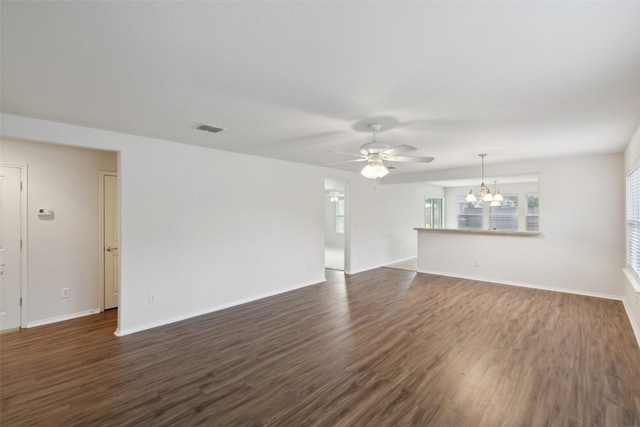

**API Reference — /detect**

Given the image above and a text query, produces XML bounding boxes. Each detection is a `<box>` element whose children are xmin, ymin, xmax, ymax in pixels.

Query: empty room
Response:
<box><xmin>1</xmin><ymin>1</ymin><xmax>640</xmax><ymax>426</ymax></box>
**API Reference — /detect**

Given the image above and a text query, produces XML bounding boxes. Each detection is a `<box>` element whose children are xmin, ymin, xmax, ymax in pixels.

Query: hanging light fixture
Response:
<box><xmin>361</xmin><ymin>159</ymin><xmax>389</xmax><ymax>179</ymax></box>
<box><xmin>466</xmin><ymin>154</ymin><xmax>494</xmax><ymax>202</ymax></box>
<box><xmin>489</xmin><ymin>180</ymin><xmax>502</xmax><ymax>206</ymax></box>
<box><xmin>328</xmin><ymin>191</ymin><xmax>343</xmax><ymax>203</ymax></box>
<box><xmin>492</xmin><ymin>180</ymin><xmax>503</xmax><ymax>202</ymax></box>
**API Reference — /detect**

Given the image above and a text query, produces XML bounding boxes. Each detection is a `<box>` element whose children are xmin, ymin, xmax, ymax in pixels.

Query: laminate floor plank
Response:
<box><xmin>1</xmin><ymin>268</ymin><xmax>640</xmax><ymax>426</ymax></box>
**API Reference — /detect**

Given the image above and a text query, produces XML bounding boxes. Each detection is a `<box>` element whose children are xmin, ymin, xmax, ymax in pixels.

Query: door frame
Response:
<box><xmin>324</xmin><ymin>178</ymin><xmax>351</xmax><ymax>274</ymax></box>
<box><xmin>343</xmin><ymin>181</ymin><xmax>351</xmax><ymax>273</ymax></box>
<box><xmin>1</xmin><ymin>163</ymin><xmax>28</xmax><ymax>328</ymax></box>
<box><xmin>98</xmin><ymin>170</ymin><xmax>118</xmax><ymax>311</ymax></box>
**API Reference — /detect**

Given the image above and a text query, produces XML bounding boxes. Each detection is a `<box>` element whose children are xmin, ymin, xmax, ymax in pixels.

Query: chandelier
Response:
<box><xmin>466</xmin><ymin>154</ymin><xmax>504</xmax><ymax>203</ymax></box>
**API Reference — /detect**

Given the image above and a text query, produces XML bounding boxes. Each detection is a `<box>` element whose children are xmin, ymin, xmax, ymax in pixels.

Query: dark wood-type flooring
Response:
<box><xmin>2</xmin><ymin>268</ymin><xmax>640</xmax><ymax>426</ymax></box>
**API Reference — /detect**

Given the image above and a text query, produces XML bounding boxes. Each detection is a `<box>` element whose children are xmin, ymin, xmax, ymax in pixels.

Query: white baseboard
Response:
<box><xmin>115</xmin><ymin>277</ymin><xmax>326</xmax><ymax>336</ymax></box>
<box><xmin>384</xmin><ymin>255</ymin><xmax>417</xmax><ymax>265</ymax></box>
<box><xmin>623</xmin><ymin>267</ymin><xmax>640</xmax><ymax>292</ymax></box>
<box><xmin>347</xmin><ymin>255</ymin><xmax>418</xmax><ymax>275</ymax></box>
<box><xmin>416</xmin><ymin>269</ymin><xmax>623</xmax><ymax>301</ymax></box>
<box><xmin>345</xmin><ymin>264</ymin><xmax>379</xmax><ymax>275</ymax></box>
<box><xmin>27</xmin><ymin>308</ymin><xmax>100</xmax><ymax>328</ymax></box>
<box><xmin>622</xmin><ymin>298</ymin><xmax>640</xmax><ymax>349</ymax></box>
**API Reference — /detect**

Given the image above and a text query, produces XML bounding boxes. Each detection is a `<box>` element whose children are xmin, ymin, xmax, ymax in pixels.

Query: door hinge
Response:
<box><xmin>20</xmin><ymin>181</ymin><xmax>23</xmax><ymax>191</ymax></box>
<box><xmin>20</xmin><ymin>239</ymin><xmax>23</xmax><ymax>250</ymax></box>
<box><xmin>20</xmin><ymin>297</ymin><xmax>22</xmax><ymax>306</ymax></box>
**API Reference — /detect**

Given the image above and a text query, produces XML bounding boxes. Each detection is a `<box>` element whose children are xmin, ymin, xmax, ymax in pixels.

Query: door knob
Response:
<box><xmin>106</xmin><ymin>246</ymin><xmax>116</xmax><ymax>252</ymax></box>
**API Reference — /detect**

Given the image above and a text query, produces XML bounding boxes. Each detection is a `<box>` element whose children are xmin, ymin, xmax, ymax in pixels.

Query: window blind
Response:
<box><xmin>627</xmin><ymin>164</ymin><xmax>640</xmax><ymax>278</ymax></box>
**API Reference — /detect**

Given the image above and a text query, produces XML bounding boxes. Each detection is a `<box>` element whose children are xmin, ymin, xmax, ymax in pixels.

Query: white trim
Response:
<box><xmin>115</xmin><ymin>277</ymin><xmax>325</xmax><ymax>336</ymax></box>
<box><xmin>622</xmin><ymin>298</ymin><xmax>640</xmax><ymax>349</ymax></box>
<box><xmin>98</xmin><ymin>171</ymin><xmax>118</xmax><ymax>312</ymax></box>
<box><xmin>385</xmin><ymin>255</ymin><xmax>418</xmax><ymax>265</ymax></box>
<box><xmin>325</xmin><ymin>177</ymin><xmax>351</xmax><ymax>274</ymax></box>
<box><xmin>26</xmin><ymin>308</ymin><xmax>100</xmax><ymax>328</ymax></box>
<box><xmin>348</xmin><ymin>262</ymin><xmax>418</xmax><ymax>275</ymax></box>
<box><xmin>347</xmin><ymin>264</ymin><xmax>386</xmax><ymax>275</ymax></box>
<box><xmin>344</xmin><ymin>181</ymin><xmax>351</xmax><ymax>274</ymax></box>
<box><xmin>623</xmin><ymin>267</ymin><xmax>640</xmax><ymax>293</ymax></box>
<box><xmin>1</xmin><ymin>163</ymin><xmax>29</xmax><ymax>328</ymax></box>
<box><xmin>416</xmin><ymin>268</ymin><xmax>623</xmax><ymax>301</ymax></box>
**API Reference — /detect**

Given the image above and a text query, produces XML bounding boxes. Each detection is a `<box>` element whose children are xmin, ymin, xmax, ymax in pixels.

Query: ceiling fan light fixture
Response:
<box><xmin>361</xmin><ymin>160</ymin><xmax>389</xmax><ymax>179</ymax></box>
<box><xmin>328</xmin><ymin>123</ymin><xmax>434</xmax><ymax>175</ymax></box>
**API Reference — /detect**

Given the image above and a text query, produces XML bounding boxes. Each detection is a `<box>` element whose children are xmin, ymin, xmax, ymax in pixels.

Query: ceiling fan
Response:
<box><xmin>328</xmin><ymin>123</ymin><xmax>434</xmax><ymax>179</ymax></box>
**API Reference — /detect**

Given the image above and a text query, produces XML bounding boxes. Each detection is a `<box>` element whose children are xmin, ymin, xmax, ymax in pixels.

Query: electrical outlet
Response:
<box><xmin>474</xmin><ymin>259</ymin><xmax>481</xmax><ymax>267</ymax></box>
<box><xmin>149</xmin><ymin>293</ymin><xmax>158</xmax><ymax>304</ymax></box>
<box><xmin>61</xmin><ymin>288</ymin><xmax>70</xmax><ymax>298</ymax></box>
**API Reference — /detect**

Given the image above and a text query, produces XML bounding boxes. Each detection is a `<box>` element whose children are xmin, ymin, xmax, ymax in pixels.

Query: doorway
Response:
<box><xmin>324</xmin><ymin>178</ymin><xmax>348</xmax><ymax>272</ymax></box>
<box><xmin>0</xmin><ymin>165</ymin><xmax>25</xmax><ymax>331</ymax></box>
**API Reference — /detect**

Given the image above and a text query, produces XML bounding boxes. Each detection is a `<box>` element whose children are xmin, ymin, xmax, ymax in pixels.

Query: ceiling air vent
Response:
<box><xmin>194</xmin><ymin>123</ymin><xmax>225</xmax><ymax>133</ymax></box>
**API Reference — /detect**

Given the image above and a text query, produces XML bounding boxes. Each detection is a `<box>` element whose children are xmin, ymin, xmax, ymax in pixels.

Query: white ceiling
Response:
<box><xmin>2</xmin><ymin>1</ymin><xmax>640</xmax><ymax>175</ymax></box>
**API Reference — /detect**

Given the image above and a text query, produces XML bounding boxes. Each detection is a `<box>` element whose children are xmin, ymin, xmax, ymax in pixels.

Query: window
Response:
<box><xmin>458</xmin><ymin>198</ymin><xmax>483</xmax><ymax>230</ymax></box>
<box><xmin>526</xmin><ymin>194</ymin><xmax>539</xmax><ymax>231</ymax></box>
<box><xmin>424</xmin><ymin>197</ymin><xmax>443</xmax><ymax>229</ymax></box>
<box><xmin>627</xmin><ymin>164</ymin><xmax>640</xmax><ymax>279</ymax></box>
<box><xmin>489</xmin><ymin>196</ymin><xmax>518</xmax><ymax>231</ymax></box>
<box><xmin>336</xmin><ymin>198</ymin><xmax>345</xmax><ymax>234</ymax></box>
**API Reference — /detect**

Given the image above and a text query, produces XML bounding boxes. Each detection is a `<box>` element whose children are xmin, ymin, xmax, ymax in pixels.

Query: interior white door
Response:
<box><xmin>103</xmin><ymin>174</ymin><xmax>119</xmax><ymax>310</ymax></box>
<box><xmin>0</xmin><ymin>167</ymin><xmax>22</xmax><ymax>330</ymax></box>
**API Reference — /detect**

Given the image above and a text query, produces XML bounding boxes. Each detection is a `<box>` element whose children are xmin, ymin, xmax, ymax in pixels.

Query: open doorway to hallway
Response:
<box><xmin>1</xmin><ymin>137</ymin><xmax>118</xmax><ymax>331</ymax></box>
<box><xmin>324</xmin><ymin>178</ymin><xmax>348</xmax><ymax>272</ymax></box>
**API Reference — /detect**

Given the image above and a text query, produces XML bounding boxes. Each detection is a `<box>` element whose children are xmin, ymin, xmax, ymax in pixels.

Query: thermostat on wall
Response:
<box><xmin>37</xmin><ymin>208</ymin><xmax>53</xmax><ymax>217</ymax></box>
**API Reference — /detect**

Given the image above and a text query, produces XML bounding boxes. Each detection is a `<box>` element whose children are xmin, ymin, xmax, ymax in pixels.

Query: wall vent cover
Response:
<box><xmin>195</xmin><ymin>123</ymin><xmax>225</xmax><ymax>133</ymax></box>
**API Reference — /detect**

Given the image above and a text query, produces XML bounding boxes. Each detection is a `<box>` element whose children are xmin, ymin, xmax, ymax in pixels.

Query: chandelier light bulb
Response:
<box><xmin>466</xmin><ymin>190</ymin><xmax>477</xmax><ymax>202</ymax></box>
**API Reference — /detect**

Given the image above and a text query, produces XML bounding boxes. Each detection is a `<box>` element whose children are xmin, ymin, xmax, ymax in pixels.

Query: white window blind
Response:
<box><xmin>627</xmin><ymin>164</ymin><xmax>640</xmax><ymax>278</ymax></box>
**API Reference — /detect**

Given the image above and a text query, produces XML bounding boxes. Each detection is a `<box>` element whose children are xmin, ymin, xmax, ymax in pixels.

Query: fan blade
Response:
<box><xmin>328</xmin><ymin>151</ymin><xmax>366</xmax><ymax>159</ymax></box>
<box><xmin>383</xmin><ymin>144</ymin><xmax>417</xmax><ymax>155</ymax></box>
<box><xmin>326</xmin><ymin>158</ymin><xmax>368</xmax><ymax>166</ymax></box>
<box><xmin>386</xmin><ymin>155</ymin><xmax>434</xmax><ymax>163</ymax></box>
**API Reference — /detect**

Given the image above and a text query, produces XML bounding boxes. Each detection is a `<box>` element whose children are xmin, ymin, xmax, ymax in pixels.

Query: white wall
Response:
<box><xmin>624</xmin><ymin>124</ymin><xmax>640</xmax><ymax>343</ymax></box>
<box><xmin>1</xmin><ymin>114</ymin><xmax>436</xmax><ymax>334</ymax></box>
<box><xmin>348</xmin><ymin>180</ymin><xmax>444</xmax><ymax>272</ymax></box>
<box><xmin>416</xmin><ymin>154</ymin><xmax>625</xmax><ymax>298</ymax></box>
<box><xmin>1</xmin><ymin>138</ymin><xmax>117</xmax><ymax>324</ymax></box>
